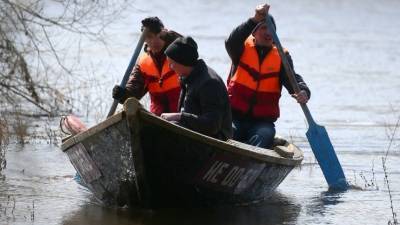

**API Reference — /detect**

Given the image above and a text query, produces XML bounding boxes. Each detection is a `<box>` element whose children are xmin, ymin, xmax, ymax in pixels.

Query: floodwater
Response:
<box><xmin>1</xmin><ymin>0</ymin><xmax>400</xmax><ymax>224</ymax></box>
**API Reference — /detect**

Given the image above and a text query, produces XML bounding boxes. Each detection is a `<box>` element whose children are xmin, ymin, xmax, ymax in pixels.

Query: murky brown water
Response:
<box><xmin>1</xmin><ymin>0</ymin><xmax>400</xmax><ymax>224</ymax></box>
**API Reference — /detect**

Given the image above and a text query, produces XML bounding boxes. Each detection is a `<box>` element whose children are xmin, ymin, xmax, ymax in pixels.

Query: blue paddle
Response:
<box><xmin>265</xmin><ymin>15</ymin><xmax>348</xmax><ymax>190</ymax></box>
<box><xmin>107</xmin><ymin>31</ymin><xmax>146</xmax><ymax>118</ymax></box>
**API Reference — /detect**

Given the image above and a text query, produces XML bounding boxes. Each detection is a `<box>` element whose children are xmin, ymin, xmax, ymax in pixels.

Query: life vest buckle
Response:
<box><xmin>249</xmin><ymin>71</ymin><xmax>260</xmax><ymax>81</ymax></box>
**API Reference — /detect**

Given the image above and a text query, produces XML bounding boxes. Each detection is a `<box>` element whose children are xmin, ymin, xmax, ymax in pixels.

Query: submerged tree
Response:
<box><xmin>0</xmin><ymin>0</ymin><xmax>131</xmax><ymax>115</ymax></box>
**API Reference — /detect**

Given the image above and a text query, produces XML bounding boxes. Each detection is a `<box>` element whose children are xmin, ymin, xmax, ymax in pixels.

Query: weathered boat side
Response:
<box><xmin>62</xmin><ymin>112</ymin><xmax>139</xmax><ymax>206</ymax></box>
<box><xmin>61</xmin><ymin>98</ymin><xmax>303</xmax><ymax>207</ymax></box>
<box><xmin>137</xmin><ymin>111</ymin><xmax>300</xmax><ymax>206</ymax></box>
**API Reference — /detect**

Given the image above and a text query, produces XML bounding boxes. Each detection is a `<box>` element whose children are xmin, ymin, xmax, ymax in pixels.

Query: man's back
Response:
<box><xmin>179</xmin><ymin>59</ymin><xmax>233</xmax><ymax>140</ymax></box>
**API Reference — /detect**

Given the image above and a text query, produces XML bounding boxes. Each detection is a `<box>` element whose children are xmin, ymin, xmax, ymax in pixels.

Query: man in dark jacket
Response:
<box><xmin>112</xmin><ymin>17</ymin><xmax>182</xmax><ymax>116</ymax></box>
<box><xmin>160</xmin><ymin>36</ymin><xmax>233</xmax><ymax>141</ymax></box>
<box><xmin>225</xmin><ymin>4</ymin><xmax>311</xmax><ymax>148</ymax></box>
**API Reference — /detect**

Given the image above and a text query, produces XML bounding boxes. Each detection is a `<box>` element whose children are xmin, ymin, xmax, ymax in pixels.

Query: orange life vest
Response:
<box><xmin>227</xmin><ymin>36</ymin><xmax>282</xmax><ymax>120</ymax></box>
<box><xmin>137</xmin><ymin>53</ymin><xmax>181</xmax><ymax>116</ymax></box>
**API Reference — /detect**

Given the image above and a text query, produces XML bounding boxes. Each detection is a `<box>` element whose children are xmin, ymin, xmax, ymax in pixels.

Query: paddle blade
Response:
<box><xmin>306</xmin><ymin>123</ymin><xmax>348</xmax><ymax>190</ymax></box>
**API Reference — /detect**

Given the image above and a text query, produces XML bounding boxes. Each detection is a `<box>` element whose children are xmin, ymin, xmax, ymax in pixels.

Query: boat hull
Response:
<box><xmin>61</xmin><ymin>98</ymin><xmax>303</xmax><ymax>208</ymax></box>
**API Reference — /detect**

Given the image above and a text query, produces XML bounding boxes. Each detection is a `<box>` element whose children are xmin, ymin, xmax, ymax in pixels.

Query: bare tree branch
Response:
<box><xmin>0</xmin><ymin>0</ymin><xmax>133</xmax><ymax>116</ymax></box>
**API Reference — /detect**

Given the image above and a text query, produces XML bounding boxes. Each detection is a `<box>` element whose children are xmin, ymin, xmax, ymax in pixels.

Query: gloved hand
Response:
<box><xmin>112</xmin><ymin>85</ymin><xmax>125</xmax><ymax>100</ymax></box>
<box><xmin>253</xmin><ymin>4</ymin><xmax>270</xmax><ymax>23</ymax></box>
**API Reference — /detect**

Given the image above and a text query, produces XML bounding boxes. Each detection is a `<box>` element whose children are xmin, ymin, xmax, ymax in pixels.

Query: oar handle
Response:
<box><xmin>107</xmin><ymin>32</ymin><xmax>146</xmax><ymax>118</ymax></box>
<box><xmin>265</xmin><ymin>15</ymin><xmax>316</xmax><ymax>125</ymax></box>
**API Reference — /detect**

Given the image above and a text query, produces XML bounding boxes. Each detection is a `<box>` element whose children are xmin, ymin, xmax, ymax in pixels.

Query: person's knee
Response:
<box><xmin>258</xmin><ymin>126</ymin><xmax>276</xmax><ymax>139</ymax></box>
<box><xmin>248</xmin><ymin>125</ymin><xmax>276</xmax><ymax>148</ymax></box>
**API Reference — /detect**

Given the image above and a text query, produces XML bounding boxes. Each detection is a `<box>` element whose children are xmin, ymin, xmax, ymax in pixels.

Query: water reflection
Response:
<box><xmin>62</xmin><ymin>192</ymin><xmax>301</xmax><ymax>225</ymax></box>
<box><xmin>306</xmin><ymin>190</ymin><xmax>345</xmax><ymax>216</ymax></box>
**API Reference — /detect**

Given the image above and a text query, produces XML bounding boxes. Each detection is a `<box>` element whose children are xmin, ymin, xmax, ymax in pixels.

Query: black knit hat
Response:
<box><xmin>164</xmin><ymin>36</ymin><xmax>199</xmax><ymax>67</ymax></box>
<box><xmin>252</xmin><ymin>15</ymin><xmax>277</xmax><ymax>35</ymax></box>
<box><xmin>141</xmin><ymin>16</ymin><xmax>164</xmax><ymax>34</ymax></box>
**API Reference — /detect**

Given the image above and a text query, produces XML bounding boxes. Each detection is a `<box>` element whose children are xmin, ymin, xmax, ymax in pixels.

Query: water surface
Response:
<box><xmin>1</xmin><ymin>0</ymin><xmax>400</xmax><ymax>224</ymax></box>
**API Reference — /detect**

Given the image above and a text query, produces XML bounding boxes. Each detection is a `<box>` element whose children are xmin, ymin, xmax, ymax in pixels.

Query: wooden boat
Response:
<box><xmin>61</xmin><ymin>98</ymin><xmax>303</xmax><ymax>208</ymax></box>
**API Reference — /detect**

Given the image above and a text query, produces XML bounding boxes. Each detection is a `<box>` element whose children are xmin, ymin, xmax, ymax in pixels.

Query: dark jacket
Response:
<box><xmin>225</xmin><ymin>19</ymin><xmax>311</xmax><ymax>119</ymax></box>
<box><xmin>122</xmin><ymin>30</ymin><xmax>182</xmax><ymax>102</ymax></box>
<box><xmin>178</xmin><ymin>59</ymin><xmax>233</xmax><ymax>140</ymax></box>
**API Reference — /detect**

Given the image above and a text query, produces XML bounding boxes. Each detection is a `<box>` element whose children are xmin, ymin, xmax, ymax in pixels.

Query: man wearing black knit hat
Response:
<box><xmin>160</xmin><ymin>36</ymin><xmax>232</xmax><ymax>141</ymax></box>
<box><xmin>112</xmin><ymin>17</ymin><xmax>183</xmax><ymax>116</ymax></box>
<box><xmin>225</xmin><ymin>4</ymin><xmax>311</xmax><ymax>149</ymax></box>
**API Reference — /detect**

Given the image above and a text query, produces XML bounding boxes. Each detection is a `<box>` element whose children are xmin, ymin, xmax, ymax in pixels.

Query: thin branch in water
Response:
<box><xmin>382</xmin><ymin>114</ymin><xmax>399</xmax><ymax>225</ymax></box>
<box><xmin>384</xmin><ymin>115</ymin><xmax>400</xmax><ymax>162</ymax></box>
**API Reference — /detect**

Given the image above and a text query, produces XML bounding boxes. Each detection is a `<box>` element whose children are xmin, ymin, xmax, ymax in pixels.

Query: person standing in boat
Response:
<box><xmin>225</xmin><ymin>4</ymin><xmax>311</xmax><ymax>148</ymax></box>
<box><xmin>160</xmin><ymin>36</ymin><xmax>233</xmax><ymax>141</ymax></box>
<box><xmin>112</xmin><ymin>17</ymin><xmax>182</xmax><ymax>116</ymax></box>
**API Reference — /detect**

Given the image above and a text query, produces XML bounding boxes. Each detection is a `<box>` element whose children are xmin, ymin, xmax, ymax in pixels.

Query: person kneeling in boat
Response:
<box><xmin>225</xmin><ymin>4</ymin><xmax>311</xmax><ymax>149</ymax></box>
<box><xmin>112</xmin><ymin>17</ymin><xmax>182</xmax><ymax>116</ymax></box>
<box><xmin>160</xmin><ymin>36</ymin><xmax>233</xmax><ymax>141</ymax></box>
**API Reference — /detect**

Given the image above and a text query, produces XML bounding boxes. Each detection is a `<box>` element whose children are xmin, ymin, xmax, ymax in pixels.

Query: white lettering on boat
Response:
<box><xmin>198</xmin><ymin>155</ymin><xmax>266</xmax><ymax>194</ymax></box>
<box><xmin>235</xmin><ymin>168</ymin><xmax>260</xmax><ymax>193</ymax></box>
<box><xmin>202</xmin><ymin>160</ymin><xmax>262</xmax><ymax>190</ymax></box>
<box><xmin>203</xmin><ymin>161</ymin><xmax>230</xmax><ymax>183</ymax></box>
<box><xmin>221</xmin><ymin>166</ymin><xmax>245</xmax><ymax>187</ymax></box>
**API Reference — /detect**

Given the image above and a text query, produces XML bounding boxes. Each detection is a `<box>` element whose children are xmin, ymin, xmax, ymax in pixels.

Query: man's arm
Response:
<box><xmin>280</xmin><ymin>52</ymin><xmax>311</xmax><ymax>99</ymax></box>
<box><xmin>225</xmin><ymin>4</ymin><xmax>270</xmax><ymax>80</ymax></box>
<box><xmin>225</xmin><ymin>19</ymin><xmax>258</xmax><ymax>66</ymax></box>
<box><xmin>123</xmin><ymin>65</ymin><xmax>148</xmax><ymax>101</ymax></box>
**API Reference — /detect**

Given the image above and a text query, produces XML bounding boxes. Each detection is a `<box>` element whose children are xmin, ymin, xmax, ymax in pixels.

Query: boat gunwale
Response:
<box><xmin>61</xmin><ymin>112</ymin><xmax>123</xmax><ymax>151</ymax></box>
<box><xmin>61</xmin><ymin>99</ymin><xmax>303</xmax><ymax>166</ymax></box>
<box><xmin>139</xmin><ymin>110</ymin><xmax>303</xmax><ymax>166</ymax></box>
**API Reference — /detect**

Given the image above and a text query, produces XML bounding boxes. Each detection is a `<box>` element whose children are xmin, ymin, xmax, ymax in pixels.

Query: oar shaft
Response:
<box><xmin>300</xmin><ymin>104</ymin><xmax>316</xmax><ymax>126</ymax></box>
<box><xmin>265</xmin><ymin>16</ymin><xmax>315</xmax><ymax>125</ymax></box>
<box><xmin>107</xmin><ymin>32</ymin><xmax>146</xmax><ymax>118</ymax></box>
<box><xmin>265</xmin><ymin>17</ymin><xmax>300</xmax><ymax>93</ymax></box>
<box><xmin>265</xmin><ymin>14</ymin><xmax>347</xmax><ymax>190</ymax></box>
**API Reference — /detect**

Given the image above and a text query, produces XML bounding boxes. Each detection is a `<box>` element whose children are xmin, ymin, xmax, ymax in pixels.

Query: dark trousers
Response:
<box><xmin>232</xmin><ymin>118</ymin><xmax>276</xmax><ymax>149</ymax></box>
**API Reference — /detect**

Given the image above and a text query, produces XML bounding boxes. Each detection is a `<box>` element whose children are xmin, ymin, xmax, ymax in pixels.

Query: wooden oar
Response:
<box><xmin>265</xmin><ymin>15</ymin><xmax>348</xmax><ymax>190</ymax></box>
<box><xmin>107</xmin><ymin>31</ymin><xmax>145</xmax><ymax>118</ymax></box>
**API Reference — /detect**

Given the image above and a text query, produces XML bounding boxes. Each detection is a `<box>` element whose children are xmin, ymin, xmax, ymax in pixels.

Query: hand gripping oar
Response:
<box><xmin>107</xmin><ymin>31</ymin><xmax>146</xmax><ymax>118</ymax></box>
<box><xmin>265</xmin><ymin>14</ymin><xmax>348</xmax><ymax>190</ymax></box>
